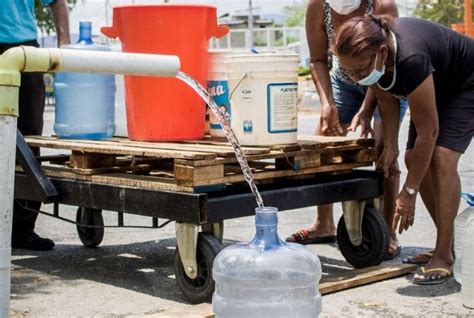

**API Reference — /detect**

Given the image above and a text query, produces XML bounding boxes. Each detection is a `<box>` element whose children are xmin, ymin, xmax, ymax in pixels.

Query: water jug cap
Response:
<box><xmin>78</xmin><ymin>21</ymin><xmax>93</xmax><ymax>44</ymax></box>
<box><xmin>80</xmin><ymin>21</ymin><xmax>92</xmax><ymax>29</ymax></box>
<box><xmin>461</xmin><ymin>192</ymin><xmax>474</xmax><ymax>206</ymax></box>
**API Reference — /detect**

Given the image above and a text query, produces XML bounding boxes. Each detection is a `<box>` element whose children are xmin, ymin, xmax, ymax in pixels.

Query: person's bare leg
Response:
<box><xmin>304</xmin><ymin>204</ymin><xmax>337</xmax><ymax>238</ymax></box>
<box><xmin>418</xmin><ymin>146</ymin><xmax>460</xmax><ymax>280</ymax></box>
<box><xmin>287</xmin><ymin>121</ymin><xmax>341</xmax><ymax>241</ymax></box>
<box><xmin>374</xmin><ymin>121</ymin><xmax>400</xmax><ymax>256</ymax></box>
<box><xmin>307</xmin><ymin>121</ymin><xmax>351</xmax><ymax>238</ymax></box>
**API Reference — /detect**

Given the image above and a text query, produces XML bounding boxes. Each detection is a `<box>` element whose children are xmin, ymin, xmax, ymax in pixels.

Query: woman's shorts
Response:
<box><xmin>331</xmin><ymin>74</ymin><xmax>408</xmax><ymax>125</ymax></box>
<box><xmin>406</xmin><ymin>78</ymin><xmax>474</xmax><ymax>153</ymax></box>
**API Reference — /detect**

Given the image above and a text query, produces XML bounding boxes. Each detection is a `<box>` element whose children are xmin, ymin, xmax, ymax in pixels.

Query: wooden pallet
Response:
<box><xmin>26</xmin><ymin>135</ymin><xmax>376</xmax><ymax>193</ymax></box>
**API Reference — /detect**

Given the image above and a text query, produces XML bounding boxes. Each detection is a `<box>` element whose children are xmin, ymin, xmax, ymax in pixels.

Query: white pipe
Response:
<box><xmin>17</xmin><ymin>47</ymin><xmax>180</xmax><ymax>77</ymax></box>
<box><xmin>0</xmin><ymin>116</ymin><xmax>17</xmax><ymax>318</ymax></box>
<box><xmin>55</xmin><ymin>49</ymin><xmax>180</xmax><ymax>76</ymax></box>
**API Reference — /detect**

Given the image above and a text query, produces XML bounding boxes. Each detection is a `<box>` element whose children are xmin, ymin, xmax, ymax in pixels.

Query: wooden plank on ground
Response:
<box><xmin>25</xmin><ymin>136</ymin><xmax>217</xmax><ymax>160</ymax></box>
<box><xmin>319</xmin><ymin>263</ymin><xmax>416</xmax><ymax>295</ymax></box>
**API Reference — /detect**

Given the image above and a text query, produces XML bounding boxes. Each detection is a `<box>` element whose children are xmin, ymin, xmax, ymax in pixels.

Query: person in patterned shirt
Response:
<box><xmin>286</xmin><ymin>0</ymin><xmax>406</xmax><ymax>261</ymax></box>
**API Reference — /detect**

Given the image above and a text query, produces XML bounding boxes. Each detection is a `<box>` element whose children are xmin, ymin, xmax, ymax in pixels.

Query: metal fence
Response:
<box><xmin>209</xmin><ymin>26</ymin><xmax>309</xmax><ymax>66</ymax></box>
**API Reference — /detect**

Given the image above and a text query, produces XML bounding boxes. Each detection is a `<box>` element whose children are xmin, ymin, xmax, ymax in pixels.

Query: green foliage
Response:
<box><xmin>35</xmin><ymin>0</ymin><xmax>78</xmax><ymax>34</ymax></box>
<box><xmin>253</xmin><ymin>37</ymin><xmax>268</xmax><ymax>47</ymax></box>
<box><xmin>283</xmin><ymin>1</ymin><xmax>307</xmax><ymax>27</ymax></box>
<box><xmin>275</xmin><ymin>35</ymin><xmax>300</xmax><ymax>46</ymax></box>
<box><xmin>413</xmin><ymin>0</ymin><xmax>473</xmax><ymax>27</ymax></box>
<box><xmin>298</xmin><ymin>65</ymin><xmax>311</xmax><ymax>76</ymax></box>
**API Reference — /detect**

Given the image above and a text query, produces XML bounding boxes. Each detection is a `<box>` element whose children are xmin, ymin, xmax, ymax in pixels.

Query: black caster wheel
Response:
<box><xmin>76</xmin><ymin>207</ymin><xmax>104</xmax><ymax>248</ymax></box>
<box><xmin>337</xmin><ymin>206</ymin><xmax>389</xmax><ymax>268</ymax></box>
<box><xmin>174</xmin><ymin>233</ymin><xmax>223</xmax><ymax>304</ymax></box>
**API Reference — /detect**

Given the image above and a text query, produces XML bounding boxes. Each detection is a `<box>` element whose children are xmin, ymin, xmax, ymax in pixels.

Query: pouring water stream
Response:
<box><xmin>177</xmin><ymin>72</ymin><xmax>264</xmax><ymax>208</ymax></box>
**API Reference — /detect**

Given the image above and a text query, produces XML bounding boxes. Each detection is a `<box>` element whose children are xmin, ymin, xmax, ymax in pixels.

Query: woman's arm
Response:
<box><xmin>49</xmin><ymin>0</ymin><xmax>70</xmax><ymax>46</ymax></box>
<box><xmin>393</xmin><ymin>74</ymin><xmax>438</xmax><ymax>234</ymax></box>
<box><xmin>306</xmin><ymin>0</ymin><xmax>343</xmax><ymax>135</ymax></box>
<box><xmin>371</xmin><ymin>86</ymin><xmax>401</xmax><ymax>177</ymax></box>
<box><xmin>349</xmin><ymin>87</ymin><xmax>377</xmax><ymax>137</ymax></box>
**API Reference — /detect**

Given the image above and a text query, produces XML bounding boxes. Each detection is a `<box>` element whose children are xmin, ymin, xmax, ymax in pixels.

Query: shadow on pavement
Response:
<box><xmin>12</xmin><ymin>238</ymin><xmax>190</xmax><ymax>304</ymax></box>
<box><xmin>396</xmin><ymin>279</ymin><xmax>460</xmax><ymax>297</ymax></box>
<box><xmin>11</xmin><ymin>237</ymin><xmax>350</xmax><ymax>303</ymax></box>
<box><xmin>11</xmin><ymin>237</ymin><xmax>244</xmax><ymax>304</ymax></box>
<box><xmin>13</xmin><ymin>238</ymin><xmax>451</xmax><ymax>304</ymax></box>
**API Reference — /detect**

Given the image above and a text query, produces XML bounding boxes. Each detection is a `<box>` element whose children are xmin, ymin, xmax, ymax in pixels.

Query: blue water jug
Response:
<box><xmin>54</xmin><ymin>22</ymin><xmax>116</xmax><ymax>139</ymax></box>
<box><xmin>212</xmin><ymin>207</ymin><xmax>322</xmax><ymax>317</ymax></box>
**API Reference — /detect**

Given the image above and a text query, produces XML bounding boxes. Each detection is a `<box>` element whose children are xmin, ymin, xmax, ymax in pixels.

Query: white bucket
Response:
<box><xmin>208</xmin><ymin>52</ymin><xmax>231</xmax><ymax>138</ymax></box>
<box><xmin>208</xmin><ymin>52</ymin><xmax>299</xmax><ymax>146</ymax></box>
<box><xmin>111</xmin><ymin>44</ymin><xmax>128</xmax><ymax>137</ymax></box>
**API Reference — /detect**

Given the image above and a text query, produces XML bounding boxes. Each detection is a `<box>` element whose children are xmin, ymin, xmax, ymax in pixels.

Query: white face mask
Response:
<box><xmin>327</xmin><ymin>0</ymin><xmax>362</xmax><ymax>15</ymax></box>
<box><xmin>357</xmin><ymin>53</ymin><xmax>385</xmax><ymax>86</ymax></box>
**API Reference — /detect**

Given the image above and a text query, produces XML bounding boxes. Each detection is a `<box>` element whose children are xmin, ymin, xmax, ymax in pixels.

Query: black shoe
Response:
<box><xmin>12</xmin><ymin>232</ymin><xmax>55</xmax><ymax>251</ymax></box>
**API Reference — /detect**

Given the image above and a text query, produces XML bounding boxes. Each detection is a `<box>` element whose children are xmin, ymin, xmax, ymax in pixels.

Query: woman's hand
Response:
<box><xmin>393</xmin><ymin>190</ymin><xmax>417</xmax><ymax>234</ymax></box>
<box><xmin>320</xmin><ymin>104</ymin><xmax>344</xmax><ymax>136</ymax></box>
<box><xmin>377</xmin><ymin>147</ymin><xmax>400</xmax><ymax>178</ymax></box>
<box><xmin>348</xmin><ymin>111</ymin><xmax>374</xmax><ymax>138</ymax></box>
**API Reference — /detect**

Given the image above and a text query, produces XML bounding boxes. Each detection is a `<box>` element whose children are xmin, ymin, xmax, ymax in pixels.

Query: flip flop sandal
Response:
<box><xmin>384</xmin><ymin>245</ymin><xmax>402</xmax><ymax>261</ymax></box>
<box><xmin>285</xmin><ymin>229</ymin><xmax>337</xmax><ymax>245</ymax></box>
<box><xmin>412</xmin><ymin>266</ymin><xmax>453</xmax><ymax>285</ymax></box>
<box><xmin>402</xmin><ymin>252</ymin><xmax>433</xmax><ymax>265</ymax></box>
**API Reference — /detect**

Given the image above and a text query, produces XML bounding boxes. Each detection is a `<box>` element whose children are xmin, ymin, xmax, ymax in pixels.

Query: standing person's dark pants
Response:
<box><xmin>0</xmin><ymin>41</ymin><xmax>54</xmax><ymax>250</ymax></box>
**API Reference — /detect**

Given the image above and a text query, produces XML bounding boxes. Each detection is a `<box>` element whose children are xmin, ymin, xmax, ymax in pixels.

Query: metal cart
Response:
<box><xmin>14</xmin><ymin>133</ymin><xmax>387</xmax><ymax>303</ymax></box>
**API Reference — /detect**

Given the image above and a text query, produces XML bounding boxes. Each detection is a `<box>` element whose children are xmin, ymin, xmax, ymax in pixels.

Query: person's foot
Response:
<box><xmin>402</xmin><ymin>251</ymin><xmax>434</xmax><ymax>265</ymax></box>
<box><xmin>285</xmin><ymin>225</ymin><xmax>336</xmax><ymax>245</ymax></box>
<box><xmin>12</xmin><ymin>232</ymin><xmax>55</xmax><ymax>251</ymax></box>
<box><xmin>384</xmin><ymin>235</ymin><xmax>401</xmax><ymax>260</ymax></box>
<box><xmin>412</xmin><ymin>256</ymin><xmax>453</xmax><ymax>285</ymax></box>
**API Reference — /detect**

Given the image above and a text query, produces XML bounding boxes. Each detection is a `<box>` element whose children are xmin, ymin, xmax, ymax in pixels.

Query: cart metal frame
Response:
<box><xmin>14</xmin><ymin>134</ymin><xmax>386</xmax><ymax>303</ymax></box>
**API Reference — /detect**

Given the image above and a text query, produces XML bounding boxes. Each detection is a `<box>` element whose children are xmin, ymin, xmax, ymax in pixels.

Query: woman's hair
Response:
<box><xmin>334</xmin><ymin>14</ymin><xmax>394</xmax><ymax>58</ymax></box>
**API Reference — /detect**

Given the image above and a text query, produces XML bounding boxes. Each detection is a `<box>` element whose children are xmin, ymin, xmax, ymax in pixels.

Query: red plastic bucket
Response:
<box><xmin>101</xmin><ymin>4</ymin><xmax>228</xmax><ymax>141</ymax></box>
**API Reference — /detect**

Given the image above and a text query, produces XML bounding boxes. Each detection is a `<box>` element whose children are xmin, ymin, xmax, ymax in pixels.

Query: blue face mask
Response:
<box><xmin>357</xmin><ymin>53</ymin><xmax>385</xmax><ymax>86</ymax></box>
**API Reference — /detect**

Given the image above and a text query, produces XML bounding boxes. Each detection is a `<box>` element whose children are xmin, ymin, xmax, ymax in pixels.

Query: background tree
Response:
<box><xmin>283</xmin><ymin>0</ymin><xmax>307</xmax><ymax>27</ymax></box>
<box><xmin>413</xmin><ymin>0</ymin><xmax>473</xmax><ymax>27</ymax></box>
<box><xmin>35</xmin><ymin>0</ymin><xmax>78</xmax><ymax>34</ymax></box>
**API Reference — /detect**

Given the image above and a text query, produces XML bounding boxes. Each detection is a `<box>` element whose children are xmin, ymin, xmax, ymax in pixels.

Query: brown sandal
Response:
<box><xmin>285</xmin><ymin>229</ymin><xmax>337</xmax><ymax>245</ymax></box>
<box><xmin>412</xmin><ymin>266</ymin><xmax>452</xmax><ymax>285</ymax></box>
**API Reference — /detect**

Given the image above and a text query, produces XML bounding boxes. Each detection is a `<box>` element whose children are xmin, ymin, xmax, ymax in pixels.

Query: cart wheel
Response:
<box><xmin>337</xmin><ymin>206</ymin><xmax>389</xmax><ymax>268</ymax></box>
<box><xmin>76</xmin><ymin>207</ymin><xmax>104</xmax><ymax>248</ymax></box>
<box><xmin>174</xmin><ymin>233</ymin><xmax>223</xmax><ymax>304</ymax></box>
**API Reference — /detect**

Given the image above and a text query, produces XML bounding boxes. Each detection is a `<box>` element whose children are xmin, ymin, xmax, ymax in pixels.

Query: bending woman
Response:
<box><xmin>286</xmin><ymin>0</ymin><xmax>407</xmax><ymax>260</ymax></box>
<box><xmin>334</xmin><ymin>15</ymin><xmax>474</xmax><ymax>284</ymax></box>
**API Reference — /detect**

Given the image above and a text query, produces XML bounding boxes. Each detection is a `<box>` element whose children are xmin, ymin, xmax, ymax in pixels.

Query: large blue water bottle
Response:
<box><xmin>212</xmin><ymin>207</ymin><xmax>322</xmax><ymax>317</ymax></box>
<box><xmin>54</xmin><ymin>22</ymin><xmax>116</xmax><ymax>139</ymax></box>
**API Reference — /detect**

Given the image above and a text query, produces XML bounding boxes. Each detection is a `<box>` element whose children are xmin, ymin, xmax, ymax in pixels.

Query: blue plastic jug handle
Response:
<box><xmin>461</xmin><ymin>192</ymin><xmax>474</xmax><ymax>206</ymax></box>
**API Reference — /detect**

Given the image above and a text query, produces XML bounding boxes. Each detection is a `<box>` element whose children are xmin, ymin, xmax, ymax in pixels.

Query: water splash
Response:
<box><xmin>177</xmin><ymin>71</ymin><xmax>264</xmax><ymax>208</ymax></box>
